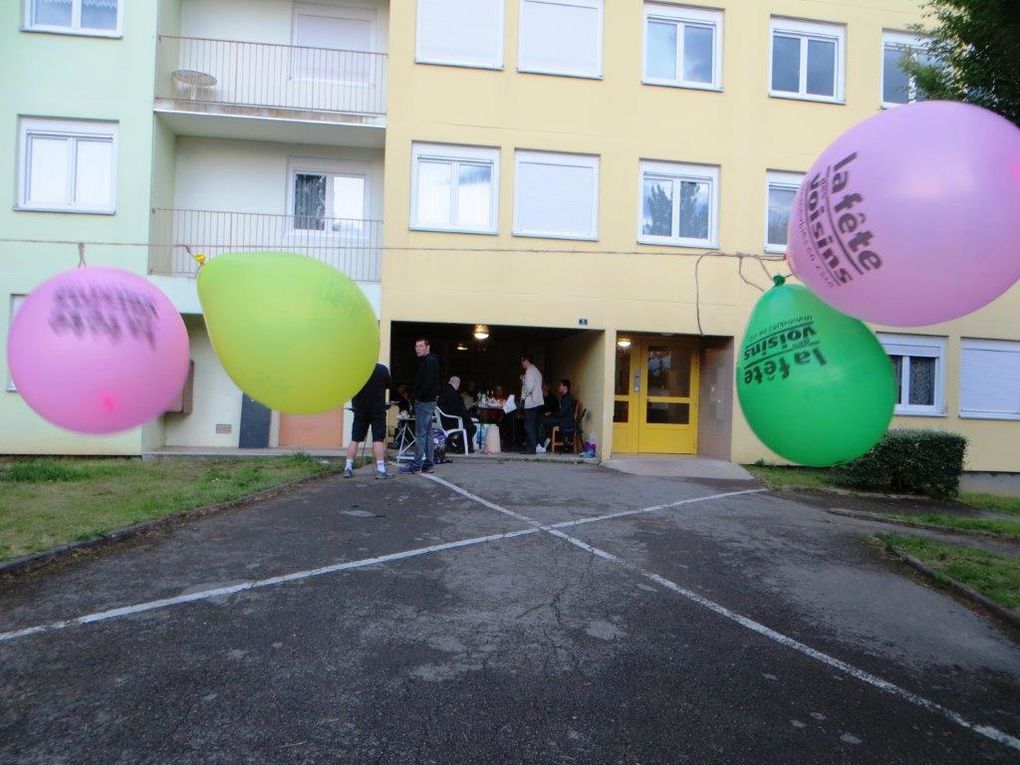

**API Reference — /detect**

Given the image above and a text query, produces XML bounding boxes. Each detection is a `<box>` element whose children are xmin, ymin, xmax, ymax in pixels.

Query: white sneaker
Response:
<box><xmin>535</xmin><ymin>445</ymin><xmax>546</xmax><ymax>454</ymax></box>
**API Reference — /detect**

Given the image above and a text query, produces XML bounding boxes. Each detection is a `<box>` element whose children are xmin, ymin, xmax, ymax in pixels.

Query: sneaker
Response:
<box><xmin>535</xmin><ymin>445</ymin><xmax>546</xmax><ymax>454</ymax></box>
<box><xmin>343</xmin><ymin>465</ymin><xmax>354</xmax><ymax>479</ymax></box>
<box><xmin>421</xmin><ymin>462</ymin><xmax>435</xmax><ymax>474</ymax></box>
<box><xmin>375</xmin><ymin>468</ymin><xmax>390</xmax><ymax>480</ymax></box>
<box><xmin>399</xmin><ymin>464</ymin><xmax>420</xmax><ymax>474</ymax></box>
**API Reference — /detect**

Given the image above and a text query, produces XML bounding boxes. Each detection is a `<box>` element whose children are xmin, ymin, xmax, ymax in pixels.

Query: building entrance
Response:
<box><xmin>613</xmin><ymin>337</ymin><xmax>700</xmax><ymax>454</ymax></box>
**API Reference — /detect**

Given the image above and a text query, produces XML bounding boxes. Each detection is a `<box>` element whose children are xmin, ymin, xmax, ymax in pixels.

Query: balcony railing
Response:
<box><xmin>156</xmin><ymin>36</ymin><xmax>388</xmax><ymax>117</ymax></box>
<box><xmin>150</xmin><ymin>208</ymin><xmax>382</xmax><ymax>282</ymax></box>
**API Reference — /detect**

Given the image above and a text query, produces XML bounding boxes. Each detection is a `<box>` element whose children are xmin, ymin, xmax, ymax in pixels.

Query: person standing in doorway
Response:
<box><xmin>401</xmin><ymin>337</ymin><xmax>440</xmax><ymax>474</ymax></box>
<box><xmin>520</xmin><ymin>353</ymin><xmax>543</xmax><ymax>454</ymax></box>
<box><xmin>344</xmin><ymin>362</ymin><xmax>391</xmax><ymax>479</ymax></box>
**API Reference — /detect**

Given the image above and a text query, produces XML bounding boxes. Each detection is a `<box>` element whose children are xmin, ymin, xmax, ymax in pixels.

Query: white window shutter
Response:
<box><xmin>418</xmin><ymin>0</ymin><xmax>503</xmax><ymax>68</ymax></box>
<box><xmin>520</xmin><ymin>0</ymin><xmax>601</xmax><ymax>77</ymax></box>
<box><xmin>961</xmin><ymin>343</ymin><xmax>1020</xmax><ymax>418</ymax></box>
<box><xmin>516</xmin><ymin>153</ymin><xmax>597</xmax><ymax>238</ymax></box>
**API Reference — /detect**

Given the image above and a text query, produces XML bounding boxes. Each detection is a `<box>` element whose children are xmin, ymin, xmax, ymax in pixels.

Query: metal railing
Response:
<box><xmin>150</xmin><ymin>208</ymin><xmax>382</xmax><ymax>282</ymax></box>
<box><xmin>156</xmin><ymin>35</ymin><xmax>388</xmax><ymax>117</ymax></box>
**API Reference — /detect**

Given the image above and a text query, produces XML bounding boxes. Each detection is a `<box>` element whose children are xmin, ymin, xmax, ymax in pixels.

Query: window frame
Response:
<box><xmin>764</xmin><ymin>170</ymin><xmax>803</xmax><ymax>253</ymax></box>
<box><xmin>410</xmin><ymin>143</ymin><xmax>500</xmax><ymax>234</ymax></box>
<box><xmin>881</xmin><ymin>30</ymin><xmax>931</xmax><ymax>109</ymax></box>
<box><xmin>415</xmin><ymin>0</ymin><xmax>505</xmax><ymax>70</ymax></box>
<box><xmin>768</xmin><ymin>17</ymin><xmax>845</xmax><ymax>104</ymax></box>
<box><xmin>513</xmin><ymin>150</ymin><xmax>600</xmax><ymax>241</ymax></box>
<box><xmin>637</xmin><ymin>160</ymin><xmax>719</xmax><ymax>249</ymax></box>
<box><xmin>287</xmin><ymin>157</ymin><xmax>371</xmax><ymax>236</ymax></box>
<box><xmin>7</xmin><ymin>295</ymin><xmax>26</xmax><ymax>392</ymax></box>
<box><xmin>23</xmin><ymin>0</ymin><xmax>123</xmax><ymax>37</ymax></box>
<box><xmin>959</xmin><ymin>338</ymin><xmax>1020</xmax><ymax>421</ymax></box>
<box><xmin>16</xmin><ymin>117</ymin><xmax>119</xmax><ymax>214</ymax></box>
<box><xmin>290</xmin><ymin>2</ymin><xmax>379</xmax><ymax>85</ymax></box>
<box><xmin>878</xmin><ymin>333</ymin><xmax>947</xmax><ymax>417</ymax></box>
<box><xmin>642</xmin><ymin>3</ymin><xmax>723</xmax><ymax>91</ymax></box>
<box><xmin>518</xmin><ymin>0</ymin><xmax>604</xmax><ymax>80</ymax></box>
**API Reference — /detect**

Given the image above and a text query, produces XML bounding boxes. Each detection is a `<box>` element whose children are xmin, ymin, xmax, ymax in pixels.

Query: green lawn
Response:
<box><xmin>743</xmin><ymin>464</ymin><xmax>839</xmax><ymax>491</ymax></box>
<box><xmin>889</xmin><ymin>513</ymin><xmax>1020</xmax><ymax>539</ymax></box>
<box><xmin>879</xmin><ymin>533</ymin><xmax>1020</xmax><ymax>611</ymax></box>
<box><xmin>959</xmin><ymin>492</ymin><xmax>1020</xmax><ymax>517</ymax></box>
<box><xmin>0</xmin><ymin>455</ymin><xmax>335</xmax><ymax>562</ymax></box>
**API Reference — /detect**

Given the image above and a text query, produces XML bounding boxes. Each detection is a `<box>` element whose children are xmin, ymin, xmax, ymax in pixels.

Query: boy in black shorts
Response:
<box><xmin>344</xmin><ymin>362</ymin><xmax>391</xmax><ymax>479</ymax></box>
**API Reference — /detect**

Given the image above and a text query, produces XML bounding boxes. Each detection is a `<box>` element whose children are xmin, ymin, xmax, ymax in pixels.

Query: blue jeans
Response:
<box><xmin>414</xmin><ymin>401</ymin><xmax>435</xmax><ymax>467</ymax></box>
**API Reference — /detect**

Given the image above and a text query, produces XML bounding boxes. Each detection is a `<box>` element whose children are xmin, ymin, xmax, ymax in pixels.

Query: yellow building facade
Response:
<box><xmin>380</xmin><ymin>0</ymin><xmax>1020</xmax><ymax>469</ymax></box>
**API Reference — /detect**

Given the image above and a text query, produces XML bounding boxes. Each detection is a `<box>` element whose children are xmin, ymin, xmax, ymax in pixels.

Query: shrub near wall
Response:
<box><xmin>834</xmin><ymin>429</ymin><xmax>967</xmax><ymax>498</ymax></box>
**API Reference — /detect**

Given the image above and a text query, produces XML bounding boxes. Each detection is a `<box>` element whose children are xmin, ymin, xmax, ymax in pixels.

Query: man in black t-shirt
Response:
<box><xmin>345</xmin><ymin>362</ymin><xmax>391</xmax><ymax>479</ymax></box>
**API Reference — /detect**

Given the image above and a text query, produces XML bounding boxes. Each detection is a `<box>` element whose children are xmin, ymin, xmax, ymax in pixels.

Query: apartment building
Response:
<box><xmin>2</xmin><ymin>0</ymin><xmax>1019</xmax><ymax>471</ymax></box>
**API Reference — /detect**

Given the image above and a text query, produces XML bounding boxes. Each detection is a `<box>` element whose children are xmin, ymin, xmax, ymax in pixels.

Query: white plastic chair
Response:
<box><xmin>434</xmin><ymin>406</ymin><xmax>470</xmax><ymax>455</ymax></box>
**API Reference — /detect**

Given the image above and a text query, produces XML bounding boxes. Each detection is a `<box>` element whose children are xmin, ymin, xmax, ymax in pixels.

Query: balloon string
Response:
<box><xmin>77</xmin><ymin>242</ymin><xmax>87</xmax><ymax>268</ymax></box>
<box><xmin>185</xmin><ymin>245</ymin><xmax>207</xmax><ymax>269</ymax></box>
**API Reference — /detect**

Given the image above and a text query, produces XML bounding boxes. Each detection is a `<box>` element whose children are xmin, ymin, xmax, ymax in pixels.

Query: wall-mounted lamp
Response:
<box><xmin>473</xmin><ymin>324</ymin><xmax>490</xmax><ymax>340</ymax></box>
<box><xmin>616</xmin><ymin>337</ymin><xmax>632</xmax><ymax>349</ymax></box>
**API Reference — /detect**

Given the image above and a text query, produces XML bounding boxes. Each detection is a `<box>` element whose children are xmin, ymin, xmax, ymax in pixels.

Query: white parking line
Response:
<box><xmin>0</xmin><ymin>528</ymin><xmax>540</xmax><ymax>644</ymax></box>
<box><xmin>425</xmin><ymin>475</ymin><xmax>1020</xmax><ymax>753</ymax></box>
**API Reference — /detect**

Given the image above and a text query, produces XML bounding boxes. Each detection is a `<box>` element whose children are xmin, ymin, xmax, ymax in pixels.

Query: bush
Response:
<box><xmin>833</xmin><ymin>429</ymin><xmax>967</xmax><ymax>498</ymax></box>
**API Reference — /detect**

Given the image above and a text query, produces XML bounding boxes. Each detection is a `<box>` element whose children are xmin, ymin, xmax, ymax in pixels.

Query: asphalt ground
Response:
<box><xmin>1</xmin><ymin>461</ymin><xmax>1019</xmax><ymax>764</ymax></box>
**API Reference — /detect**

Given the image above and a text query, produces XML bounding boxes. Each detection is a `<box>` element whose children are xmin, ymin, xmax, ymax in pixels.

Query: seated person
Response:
<box><xmin>391</xmin><ymin>384</ymin><xmax>411</xmax><ymax>413</ymax></box>
<box><xmin>461</xmin><ymin>381</ymin><xmax>479</xmax><ymax>416</ymax></box>
<box><xmin>437</xmin><ymin>375</ymin><xmax>477</xmax><ymax>453</ymax></box>
<box><xmin>541</xmin><ymin>382</ymin><xmax>558</xmax><ymax>416</ymax></box>
<box><xmin>538</xmin><ymin>379</ymin><xmax>576</xmax><ymax>450</ymax></box>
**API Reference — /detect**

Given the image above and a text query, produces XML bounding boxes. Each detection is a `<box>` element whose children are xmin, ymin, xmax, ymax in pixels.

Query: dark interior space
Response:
<box><xmin>389</xmin><ymin>322</ymin><xmax>587</xmax><ymax>396</ymax></box>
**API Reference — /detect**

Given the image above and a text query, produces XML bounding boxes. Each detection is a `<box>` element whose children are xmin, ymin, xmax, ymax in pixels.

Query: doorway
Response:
<box><xmin>613</xmin><ymin>336</ymin><xmax>700</xmax><ymax>454</ymax></box>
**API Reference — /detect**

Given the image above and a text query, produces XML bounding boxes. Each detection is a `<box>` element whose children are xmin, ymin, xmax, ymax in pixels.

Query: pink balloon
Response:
<box><xmin>787</xmin><ymin>101</ymin><xmax>1020</xmax><ymax>326</ymax></box>
<box><xmin>7</xmin><ymin>267</ymin><xmax>190</xmax><ymax>434</ymax></box>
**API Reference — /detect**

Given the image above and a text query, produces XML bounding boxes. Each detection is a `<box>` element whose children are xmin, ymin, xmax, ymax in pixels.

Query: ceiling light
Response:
<box><xmin>473</xmin><ymin>324</ymin><xmax>490</xmax><ymax>340</ymax></box>
<box><xmin>617</xmin><ymin>337</ymin><xmax>632</xmax><ymax>349</ymax></box>
<box><xmin>456</xmin><ymin>342</ymin><xmax>468</xmax><ymax>351</ymax></box>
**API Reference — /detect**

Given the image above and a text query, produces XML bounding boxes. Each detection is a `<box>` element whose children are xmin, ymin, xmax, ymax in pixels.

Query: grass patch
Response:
<box><xmin>0</xmin><ymin>454</ymin><xmax>335</xmax><ymax>562</ymax></box>
<box><xmin>889</xmin><ymin>513</ymin><xmax>1020</xmax><ymax>539</ymax></box>
<box><xmin>743</xmin><ymin>464</ymin><xmax>838</xmax><ymax>491</ymax></box>
<box><xmin>959</xmin><ymin>492</ymin><xmax>1020</xmax><ymax>517</ymax></box>
<box><xmin>880</xmin><ymin>533</ymin><xmax>1020</xmax><ymax>611</ymax></box>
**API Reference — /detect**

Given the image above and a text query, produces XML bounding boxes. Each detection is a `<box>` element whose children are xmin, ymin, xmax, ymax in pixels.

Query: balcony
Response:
<box><xmin>155</xmin><ymin>36</ymin><xmax>387</xmax><ymax>147</ymax></box>
<box><xmin>150</xmin><ymin>208</ymin><xmax>382</xmax><ymax>282</ymax></box>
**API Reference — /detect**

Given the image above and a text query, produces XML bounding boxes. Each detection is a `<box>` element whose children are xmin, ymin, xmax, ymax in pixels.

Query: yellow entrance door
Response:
<box><xmin>616</xmin><ymin>338</ymin><xmax>699</xmax><ymax>454</ymax></box>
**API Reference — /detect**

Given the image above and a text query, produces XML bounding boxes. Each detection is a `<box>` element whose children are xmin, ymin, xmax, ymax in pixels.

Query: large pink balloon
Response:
<box><xmin>787</xmin><ymin>101</ymin><xmax>1020</xmax><ymax>326</ymax></box>
<box><xmin>7</xmin><ymin>267</ymin><xmax>190</xmax><ymax>434</ymax></box>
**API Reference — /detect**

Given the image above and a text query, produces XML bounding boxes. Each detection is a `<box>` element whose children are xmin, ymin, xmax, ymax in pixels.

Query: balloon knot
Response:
<box><xmin>194</xmin><ymin>253</ymin><xmax>207</xmax><ymax>267</ymax></box>
<box><xmin>772</xmin><ymin>274</ymin><xmax>786</xmax><ymax>287</ymax></box>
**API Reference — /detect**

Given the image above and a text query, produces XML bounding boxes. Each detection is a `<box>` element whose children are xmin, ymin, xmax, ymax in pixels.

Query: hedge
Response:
<box><xmin>833</xmin><ymin>429</ymin><xmax>967</xmax><ymax>498</ymax></box>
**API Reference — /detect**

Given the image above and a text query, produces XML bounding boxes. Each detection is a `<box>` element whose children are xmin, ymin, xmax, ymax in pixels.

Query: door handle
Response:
<box><xmin>633</xmin><ymin>372</ymin><xmax>640</xmax><ymax>393</ymax></box>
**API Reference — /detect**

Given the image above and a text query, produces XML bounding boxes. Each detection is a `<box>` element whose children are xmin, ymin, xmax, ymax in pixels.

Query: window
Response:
<box><xmin>519</xmin><ymin>0</ymin><xmax>602</xmax><ymax>79</ymax></box>
<box><xmin>878</xmin><ymin>334</ymin><xmax>946</xmax><ymax>417</ymax></box>
<box><xmin>7</xmin><ymin>296</ymin><xmax>26</xmax><ymax>392</ymax></box>
<box><xmin>960</xmin><ymin>339</ymin><xmax>1020</xmax><ymax>420</ymax></box>
<box><xmin>25</xmin><ymin>0</ymin><xmax>120</xmax><ymax>35</ymax></box>
<box><xmin>292</xmin><ymin>3</ymin><xmax>376</xmax><ymax>83</ymax></box>
<box><xmin>17</xmin><ymin>118</ymin><xmax>118</xmax><ymax>214</ymax></box>
<box><xmin>514</xmin><ymin>151</ymin><xmax>599</xmax><ymax>240</ymax></box>
<box><xmin>638</xmin><ymin>160</ymin><xmax>718</xmax><ymax>247</ymax></box>
<box><xmin>643</xmin><ymin>4</ymin><xmax>722</xmax><ymax>90</ymax></box>
<box><xmin>882</xmin><ymin>31</ymin><xmax>934</xmax><ymax>107</ymax></box>
<box><xmin>770</xmin><ymin>18</ymin><xmax>844</xmax><ymax>102</ymax></box>
<box><xmin>411</xmin><ymin>143</ymin><xmax>499</xmax><ymax>233</ymax></box>
<box><xmin>289</xmin><ymin>161</ymin><xmax>368</xmax><ymax>236</ymax></box>
<box><xmin>416</xmin><ymin>0</ymin><xmax>503</xmax><ymax>69</ymax></box>
<box><xmin>765</xmin><ymin>171</ymin><xmax>803</xmax><ymax>252</ymax></box>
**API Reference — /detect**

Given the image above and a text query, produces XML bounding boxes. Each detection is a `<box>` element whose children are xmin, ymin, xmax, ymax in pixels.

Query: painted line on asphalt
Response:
<box><xmin>0</xmin><ymin>484</ymin><xmax>751</xmax><ymax>644</ymax></box>
<box><xmin>0</xmin><ymin>527</ymin><xmax>540</xmax><ymax>644</ymax></box>
<box><xmin>426</xmin><ymin>475</ymin><xmax>1020</xmax><ymax>753</ymax></box>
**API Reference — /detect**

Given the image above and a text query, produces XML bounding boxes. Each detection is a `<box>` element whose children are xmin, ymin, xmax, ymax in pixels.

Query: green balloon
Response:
<box><xmin>736</xmin><ymin>277</ymin><xmax>896</xmax><ymax>466</ymax></box>
<box><xmin>198</xmin><ymin>253</ymin><xmax>379</xmax><ymax>414</ymax></box>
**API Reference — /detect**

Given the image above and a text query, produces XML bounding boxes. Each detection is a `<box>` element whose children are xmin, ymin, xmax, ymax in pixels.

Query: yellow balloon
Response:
<box><xmin>198</xmin><ymin>252</ymin><xmax>379</xmax><ymax>414</ymax></box>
